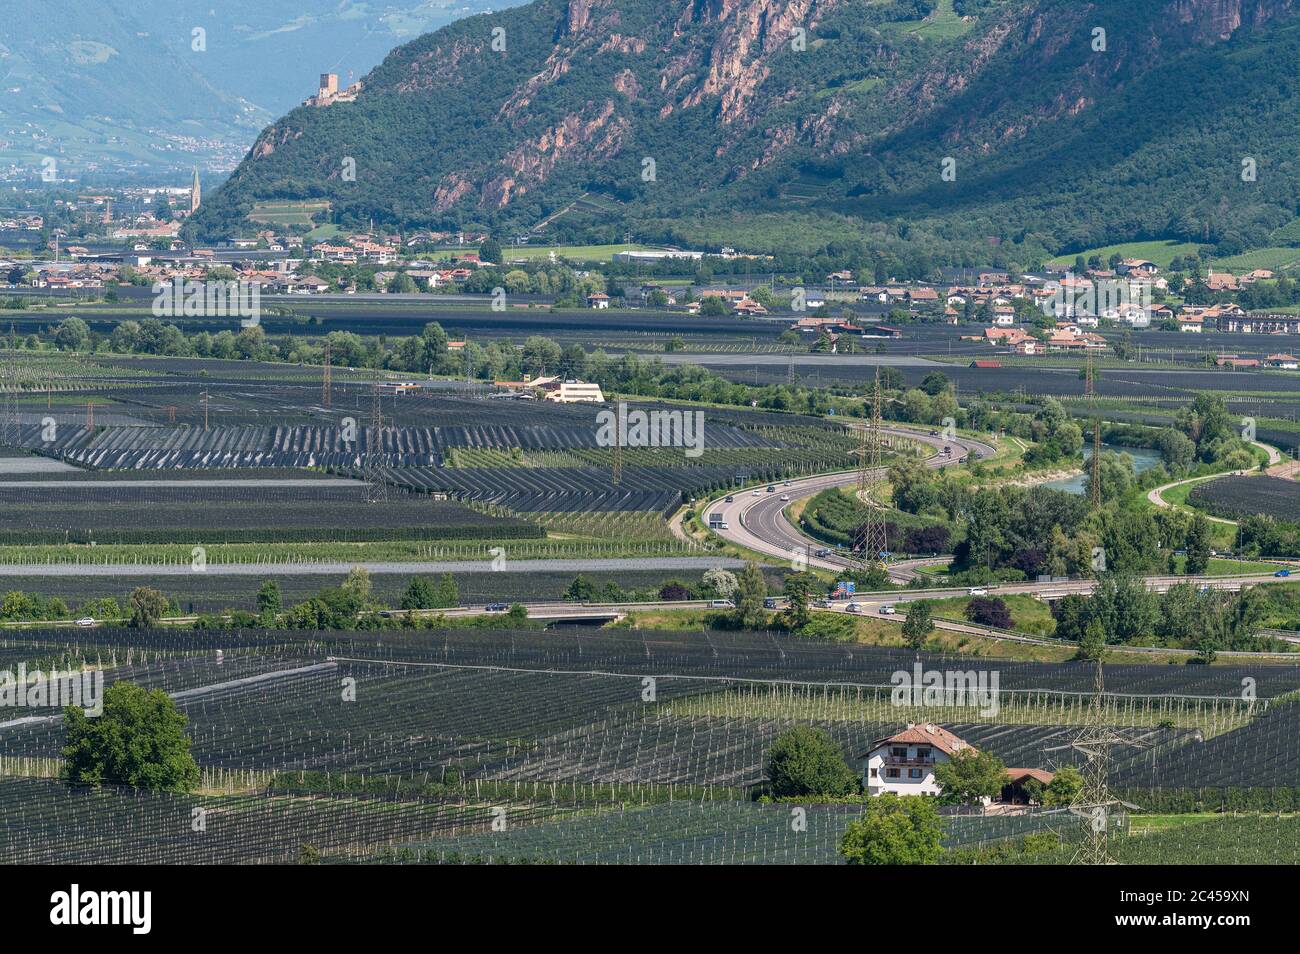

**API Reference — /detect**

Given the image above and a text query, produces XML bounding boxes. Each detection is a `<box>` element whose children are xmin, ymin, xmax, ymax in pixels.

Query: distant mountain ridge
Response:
<box><xmin>193</xmin><ymin>0</ymin><xmax>1300</xmax><ymax>263</ymax></box>
<box><xmin>1</xmin><ymin>0</ymin><xmax>517</xmax><ymax>179</ymax></box>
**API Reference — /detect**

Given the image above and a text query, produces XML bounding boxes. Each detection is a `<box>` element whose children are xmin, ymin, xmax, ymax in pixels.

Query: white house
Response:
<box><xmin>861</xmin><ymin>723</ymin><xmax>973</xmax><ymax>797</ymax></box>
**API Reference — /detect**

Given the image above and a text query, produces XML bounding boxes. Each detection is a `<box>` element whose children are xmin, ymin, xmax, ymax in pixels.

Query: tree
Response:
<box><xmin>62</xmin><ymin>681</ymin><xmax>200</xmax><ymax>792</ymax></box>
<box><xmin>401</xmin><ymin>576</ymin><xmax>437</xmax><ymax>611</ymax></box>
<box><xmin>479</xmin><ymin>238</ymin><xmax>502</xmax><ymax>264</ymax></box>
<box><xmin>1185</xmin><ymin>513</ymin><xmax>1212</xmax><ymax>576</ymax></box>
<box><xmin>733</xmin><ymin>562</ymin><xmax>768</xmax><ymax>628</ymax></box>
<box><xmin>1075</xmin><ymin>618</ymin><xmax>1108</xmax><ymax>661</ymax></box>
<box><xmin>933</xmin><ymin>747</ymin><xmax>1006</xmax><ymax>806</ymax></box>
<box><xmin>1042</xmin><ymin>766</ymin><xmax>1083</xmax><ymax>806</ymax></box>
<box><xmin>54</xmin><ymin>316</ymin><xmax>90</xmax><ymax>351</ymax></box>
<box><xmin>342</xmin><ymin>566</ymin><xmax>372</xmax><ymax>606</ymax></box>
<box><xmin>256</xmin><ymin>580</ymin><xmax>281</xmax><ymax>623</ymax></box>
<box><xmin>564</xmin><ymin>574</ymin><xmax>596</xmax><ymax>602</ymax></box>
<box><xmin>702</xmin><ymin>567</ymin><xmax>738</xmax><ymax>598</ymax></box>
<box><xmin>902</xmin><ymin>601</ymin><xmax>933</xmax><ymax>651</ymax></box>
<box><xmin>782</xmin><ymin>572</ymin><xmax>819</xmax><ymax>629</ymax></box>
<box><xmin>839</xmin><ymin>794</ymin><xmax>943</xmax><ymax>865</ymax></box>
<box><xmin>128</xmin><ymin>587</ymin><xmax>169</xmax><ymax>628</ymax></box>
<box><xmin>765</xmin><ymin>726</ymin><xmax>859</xmax><ymax>798</ymax></box>
<box><xmin>964</xmin><ymin>596</ymin><xmax>1011</xmax><ymax>629</ymax></box>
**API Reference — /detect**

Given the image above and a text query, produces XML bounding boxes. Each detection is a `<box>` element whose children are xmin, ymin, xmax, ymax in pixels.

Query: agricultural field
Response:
<box><xmin>0</xmin><ymin>626</ymin><xmax>1297</xmax><ymax>865</ymax></box>
<box><xmin>1189</xmin><ymin>475</ymin><xmax>1300</xmax><ymax>522</ymax></box>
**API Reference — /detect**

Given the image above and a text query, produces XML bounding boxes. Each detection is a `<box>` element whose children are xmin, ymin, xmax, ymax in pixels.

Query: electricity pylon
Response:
<box><xmin>1048</xmin><ymin>660</ymin><xmax>1146</xmax><ymax>865</ymax></box>
<box><xmin>852</xmin><ymin>369</ymin><xmax>888</xmax><ymax>574</ymax></box>
<box><xmin>611</xmin><ymin>400</ymin><xmax>623</xmax><ymax>486</ymax></box>
<box><xmin>321</xmin><ymin>340</ymin><xmax>332</xmax><ymax>409</ymax></box>
<box><xmin>364</xmin><ymin>363</ymin><xmax>388</xmax><ymax>503</ymax></box>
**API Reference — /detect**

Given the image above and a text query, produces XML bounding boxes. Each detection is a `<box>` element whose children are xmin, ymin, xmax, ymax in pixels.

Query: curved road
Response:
<box><xmin>709</xmin><ymin>425</ymin><xmax>997</xmax><ymax>575</ymax></box>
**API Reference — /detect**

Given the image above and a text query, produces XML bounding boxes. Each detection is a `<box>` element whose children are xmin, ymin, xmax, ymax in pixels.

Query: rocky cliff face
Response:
<box><xmin>204</xmin><ymin>0</ymin><xmax>1300</xmax><ymax>243</ymax></box>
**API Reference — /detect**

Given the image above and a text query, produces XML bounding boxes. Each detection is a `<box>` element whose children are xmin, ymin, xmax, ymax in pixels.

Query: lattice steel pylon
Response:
<box><xmin>852</xmin><ymin>370</ymin><xmax>888</xmax><ymax>574</ymax></box>
<box><xmin>0</xmin><ymin>359</ymin><xmax>19</xmax><ymax>447</ymax></box>
<box><xmin>1049</xmin><ymin>660</ymin><xmax>1147</xmax><ymax>865</ymax></box>
<box><xmin>1090</xmin><ymin>418</ymin><xmax>1102</xmax><ymax>509</ymax></box>
<box><xmin>321</xmin><ymin>340</ymin><xmax>332</xmax><ymax>409</ymax></box>
<box><xmin>611</xmin><ymin>400</ymin><xmax>623</xmax><ymax>486</ymax></box>
<box><xmin>363</xmin><ymin>363</ymin><xmax>388</xmax><ymax>503</ymax></box>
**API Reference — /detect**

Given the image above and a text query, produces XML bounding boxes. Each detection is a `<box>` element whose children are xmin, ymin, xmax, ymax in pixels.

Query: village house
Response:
<box><xmin>861</xmin><ymin>724</ymin><xmax>1054</xmax><ymax>803</ymax></box>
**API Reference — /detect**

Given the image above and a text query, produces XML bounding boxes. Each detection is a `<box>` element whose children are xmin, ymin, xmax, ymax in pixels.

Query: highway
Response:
<box><xmin>707</xmin><ymin>424</ymin><xmax>996</xmax><ymax>575</ymax></box>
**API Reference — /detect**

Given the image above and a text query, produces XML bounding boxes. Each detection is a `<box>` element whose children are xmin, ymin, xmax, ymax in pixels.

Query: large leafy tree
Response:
<box><xmin>765</xmin><ymin>726</ymin><xmax>859</xmax><ymax>798</ymax></box>
<box><xmin>62</xmin><ymin>682</ymin><xmax>200</xmax><ymax>792</ymax></box>
<box><xmin>127</xmin><ymin>587</ymin><xmax>169</xmax><ymax>628</ymax></box>
<box><xmin>839</xmin><ymin>794</ymin><xmax>943</xmax><ymax>865</ymax></box>
<box><xmin>933</xmin><ymin>747</ymin><xmax>1007</xmax><ymax>806</ymax></box>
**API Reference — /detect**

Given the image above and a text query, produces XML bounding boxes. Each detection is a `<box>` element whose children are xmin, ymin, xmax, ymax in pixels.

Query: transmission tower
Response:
<box><xmin>852</xmin><ymin>370</ymin><xmax>888</xmax><ymax>574</ymax></box>
<box><xmin>363</xmin><ymin>364</ymin><xmax>388</xmax><ymax>503</ymax></box>
<box><xmin>611</xmin><ymin>400</ymin><xmax>623</xmax><ymax>486</ymax></box>
<box><xmin>0</xmin><ymin>360</ymin><xmax>19</xmax><ymax>446</ymax></box>
<box><xmin>1048</xmin><ymin>660</ymin><xmax>1146</xmax><ymax>865</ymax></box>
<box><xmin>1090</xmin><ymin>418</ymin><xmax>1102</xmax><ymax>509</ymax></box>
<box><xmin>321</xmin><ymin>340</ymin><xmax>332</xmax><ymax>409</ymax></box>
<box><xmin>1083</xmin><ymin>347</ymin><xmax>1095</xmax><ymax>399</ymax></box>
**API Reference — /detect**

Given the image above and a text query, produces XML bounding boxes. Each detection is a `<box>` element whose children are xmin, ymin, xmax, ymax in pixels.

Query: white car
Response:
<box><xmin>752</xmin><ymin>490</ymin><xmax>761</xmax><ymax>496</ymax></box>
<box><xmin>75</xmin><ymin>617</ymin><xmax>96</xmax><ymax>627</ymax></box>
<box><xmin>878</xmin><ymin>605</ymin><xmax>897</xmax><ymax>616</ymax></box>
<box><xmin>779</xmin><ymin>494</ymin><xmax>790</xmax><ymax>502</ymax></box>
<box><xmin>845</xmin><ymin>602</ymin><xmax>862</xmax><ymax>614</ymax></box>
<box><xmin>967</xmin><ymin>587</ymin><xmax>988</xmax><ymax>597</ymax></box>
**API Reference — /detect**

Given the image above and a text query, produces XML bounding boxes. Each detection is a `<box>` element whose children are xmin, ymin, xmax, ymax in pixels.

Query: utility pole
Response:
<box><xmin>322</xmin><ymin>340</ymin><xmax>332</xmax><ymax>409</ymax></box>
<box><xmin>611</xmin><ymin>399</ymin><xmax>623</xmax><ymax>486</ymax></box>
<box><xmin>1049</xmin><ymin>660</ymin><xmax>1147</xmax><ymax>865</ymax></box>
<box><xmin>364</xmin><ymin>361</ymin><xmax>388</xmax><ymax>503</ymax></box>
<box><xmin>202</xmin><ymin>391</ymin><xmax>209</xmax><ymax>431</ymax></box>
<box><xmin>853</xmin><ymin>368</ymin><xmax>888</xmax><ymax>575</ymax></box>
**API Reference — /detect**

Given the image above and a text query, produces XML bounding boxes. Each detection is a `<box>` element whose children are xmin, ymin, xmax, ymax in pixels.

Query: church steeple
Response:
<box><xmin>189</xmin><ymin>167</ymin><xmax>201</xmax><ymax>215</ymax></box>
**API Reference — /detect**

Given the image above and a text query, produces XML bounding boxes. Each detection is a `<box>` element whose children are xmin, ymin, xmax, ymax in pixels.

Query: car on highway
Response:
<box><xmin>1276</xmin><ymin>569</ymin><xmax>1292</xmax><ymax>577</ymax></box>
<box><xmin>878</xmin><ymin>605</ymin><xmax>897</xmax><ymax>616</ymax></box>
<box><xmin>967</xmin><ymin>587</ymin><xmax>988</xmax><ymax>596</ymax></box>
<box><xmin>814</xmin><ymin>548</ymin><xmax>832</xmax><ymax>557</ymax></box>
<box><xmin>763</xmin><ymin>598</ymin><xmax>782</xmax><ymax>609</ymax></box>
<box><xmin>485</xmin><ymin>602</ymin><xmax>510</xmax><ymax>612</ymax></box>
<box><xmin>813</xmin><ymin>599</ymin><xmax>832</xmax><ymax>608</ymax></box>
<box><xmin>783</xmin><ymin>480</ymin><xmax>791</xmax><ymax>486</ymax></box>
<box><xmin>709</xmin><ymin>599</ymin><xmax>735</xmax><ymax>608</ymax></box>
<box><xmin>766</xmin><ymin>485</ymin><xmax>776</xmax><ymax>493</ymax></box>
<box><xmin>724</xmin><ymin>495</ymin><xmax>734</xmax><ymax>503</ymax></box>
<box><xmin>779</xmin><ymin>494</ymin><xmax>790</xmax><ymax>501</ymax></box>
<box><xmin>75</xmin><ymin>617</ymin><xmax>96</xmax><ymax>627</ymax></box>
<box><xmin>845</xmin><ymin>602</ymin><xmax>862</xmax><ymax>614</ymax></box>
<box><xmin>752</xmin><ymin>490</ymin><xmax>761</xmax><ymax>496</ymax></box>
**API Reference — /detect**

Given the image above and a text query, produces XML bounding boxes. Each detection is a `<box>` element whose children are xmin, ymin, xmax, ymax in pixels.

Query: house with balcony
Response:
<box><xmin>860</xmin><ymin>723</ymin><xmax>972</xmax><ymax>797</ymax></box>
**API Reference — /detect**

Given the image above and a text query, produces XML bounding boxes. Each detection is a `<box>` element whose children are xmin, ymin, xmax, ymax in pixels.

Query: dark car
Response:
<box><xmin>485</xmin><ymin>602</ymin><xmax>510</xmax><ymax>612</ymax></box>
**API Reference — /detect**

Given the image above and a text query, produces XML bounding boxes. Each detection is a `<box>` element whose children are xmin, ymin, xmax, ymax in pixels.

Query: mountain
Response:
<box><xmin>193</xmin><ymin>0</ymin><xmax>1300</xmax><ymax>265</ymax></box>
<box><xmin>0</xmin><ymin>0</ymin><xmax>519</xmax><ymax>180</ymax></box>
